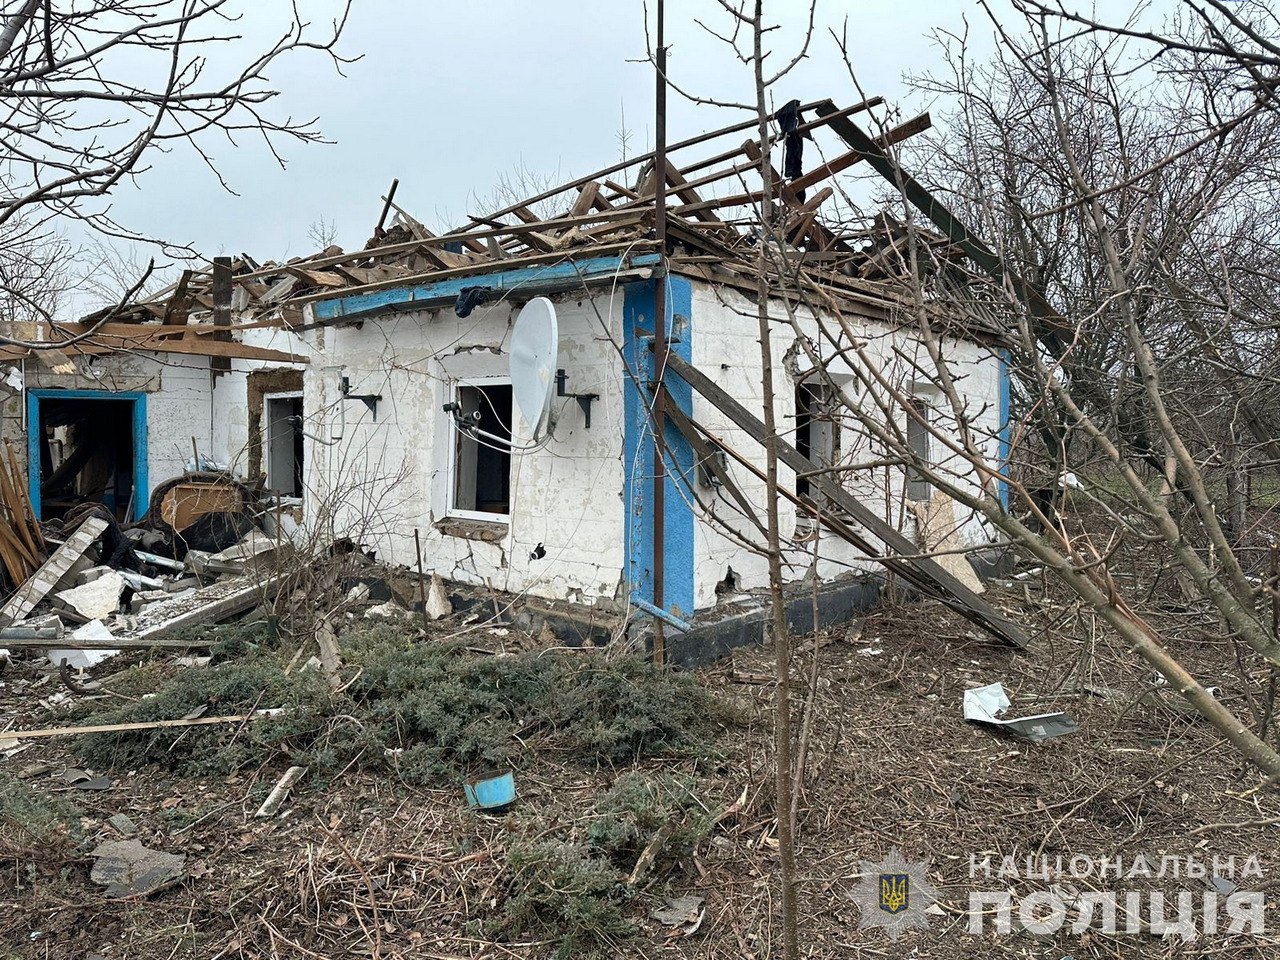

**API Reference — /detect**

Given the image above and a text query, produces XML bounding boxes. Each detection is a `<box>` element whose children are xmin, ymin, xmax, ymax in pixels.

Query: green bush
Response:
<box><xmin>497</xmin><ymin>839</ymin><xmax>634</xmax><ymax>959</ymax></box>
<box><xmin>587</xmin><ymin>772</ymin><xmax>713</xmax><ymax>873</ymax></box>
<box><xmin>74</xmin><ymin>624</ymin><xmax>732</xmax><ymax>784</ymax></box>
<box><xmin>0</xmin><ymin>774</ymin><xmax>80</xmax><ymax>847</ymax></box>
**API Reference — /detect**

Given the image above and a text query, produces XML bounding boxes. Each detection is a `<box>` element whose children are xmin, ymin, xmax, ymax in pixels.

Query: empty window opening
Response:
<box><xmin>265</xmin><ymin>393</ymin><xmax>304</xmax><ymax>497</ymax></box>
<box><xmin>794</xmin><ymin>382</ymin><xmax>838</xmax><ymax>506</ymax></box>
<box><xmin>34</xmin><ymin>394</ymin><xmax>141</xmax><ymax>522</ymax></box>
<box><xmin>905</xmin><ymin>399</ymin><xmax>933</xmax><ymax>502</ymax></box>
<box><xmin>453</xmin><ymin>382</ymin><xmax>513</xmax><ymax>517</ymax></box>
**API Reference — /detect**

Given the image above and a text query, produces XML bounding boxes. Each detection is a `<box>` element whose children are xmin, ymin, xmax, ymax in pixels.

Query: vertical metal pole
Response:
<box><xmin>651</xmin><ymin>0</ymin><xmax>668</xmax><ymax>666</ymax></box>
<box><xmin>414</xmin><ymin>527</ymin><xmax>429</xmax><ymax>633</ymax></box>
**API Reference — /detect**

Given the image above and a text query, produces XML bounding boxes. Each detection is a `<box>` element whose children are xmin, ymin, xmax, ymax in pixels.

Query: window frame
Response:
<box><xmin>262</xmin><ymin>389</ymin><xmax>304</xmax><ymax>497</ymax></box>
<box><xmin>447</xmin><ymin>376</ymin><xmax>514</xmax><ymax>524</ymax></box>
<box><xmin>904</xmin><ymin>396</ymin><xmax>934</xmax><ymax>503</ymax></box>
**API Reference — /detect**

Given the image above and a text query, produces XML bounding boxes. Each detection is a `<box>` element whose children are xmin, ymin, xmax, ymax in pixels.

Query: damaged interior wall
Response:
<box><xmin>209</xmin><ymin>326</ymin><xmax>309</xmax><ymax>482</ymax></box>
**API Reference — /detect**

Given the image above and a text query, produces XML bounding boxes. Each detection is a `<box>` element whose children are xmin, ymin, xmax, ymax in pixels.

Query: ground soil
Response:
<box><xmin>3</xmin><ymin>579</ymin><xmax>1279</xmax><ymax>959</ymax></box>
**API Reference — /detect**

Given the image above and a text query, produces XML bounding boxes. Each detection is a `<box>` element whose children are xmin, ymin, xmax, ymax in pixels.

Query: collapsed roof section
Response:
<box><xmin>8</xmin><ymin>96</ymin><xmax>1005</xmax><ymax>353</ymax></box>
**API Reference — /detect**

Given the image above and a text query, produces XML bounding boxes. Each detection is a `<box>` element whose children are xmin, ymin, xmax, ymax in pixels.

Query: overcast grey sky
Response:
<box><xmin>104</xmin><ymin>1</ymin><xmax>1003</xmax><ymax>273</ymax></box>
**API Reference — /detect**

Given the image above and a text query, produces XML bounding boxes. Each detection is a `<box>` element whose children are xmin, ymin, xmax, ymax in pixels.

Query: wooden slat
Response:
<box><xmin>662</xmin><ymin>353</ymin><xmax>1028</xmax><ymax>648</ymax></box>
<box><xmin>0</xmin><ymin>517</ymin><xmax>108</xmax><ymax>627</ymax></box>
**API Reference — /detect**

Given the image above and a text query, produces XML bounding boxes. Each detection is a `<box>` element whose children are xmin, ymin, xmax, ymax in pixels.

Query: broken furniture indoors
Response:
<box><xmin>0</xmin><ymin>94</ymin><xmax>1031</xmax><ymax>677</ymax></box>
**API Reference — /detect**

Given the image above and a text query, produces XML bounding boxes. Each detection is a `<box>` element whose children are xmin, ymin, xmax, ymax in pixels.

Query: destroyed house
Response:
<box><xmin>0</xmin><ymin>97</ymin><xmax>1021</xmax><ymax>654</ymax></box>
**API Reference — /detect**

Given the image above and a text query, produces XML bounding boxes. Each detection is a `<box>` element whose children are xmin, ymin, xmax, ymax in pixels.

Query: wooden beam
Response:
<box><xmin>3</xmin><ymin>711</ymin><xmax>280</xmax><ymax>741</ymax></box>
<box><xmin>474</xmin><ymin>96</ymin><xmax>883</xmax><ymax>223</ymax></box>
<box><xmin>662</xmin><ymin>353</ymin><xmax>1028</xmax><ymax>648</ymax></box>
<box><xmin>28</xmin><ymin>337</ymin><xmax>308</xmax><ymax>364</ymax></box>
<box><xmin>291</xmin><ymin>240</ymin><xmax>660</xmax><ymax>305</ymax></box>
<box><xmin>812</xmin><ymin>100</ymin><xmax>1064</xmax><ymax>341</ymax></box>
<box><xmin>162</xmin><ymin>269</ymin><xmax>194</xmax><ymax>325</ymax></box>
<box><xmin>570</xmin><ymin>181</ymin><xmax>602</xmax><ymax>217</ymax></box>
<box><xmin>785</xmin><ymin>111</ymin><xmax>932</xmax><ymax>197</ymax></box>
<box><xmin>671</xmin><ymin>113</ymin><xmax>933</xmax><ymax>219</ymax></box>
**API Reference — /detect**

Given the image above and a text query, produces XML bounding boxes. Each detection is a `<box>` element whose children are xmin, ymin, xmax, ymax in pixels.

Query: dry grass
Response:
<box><xmin>3</xmin><ymin>575</ymin><xmax>1280</xmax><ymax>958</ymax></box>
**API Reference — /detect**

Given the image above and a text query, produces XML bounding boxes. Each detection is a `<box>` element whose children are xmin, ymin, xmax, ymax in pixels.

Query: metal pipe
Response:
<box><xmin>630</xmin><ymin>596</ymin><xmax>692</xmax><ymax>634</ymax></box>
<box><xmin>651</xmin><ymin>0</ymin><xmax>668</xmax><ymax>667</ymax></box>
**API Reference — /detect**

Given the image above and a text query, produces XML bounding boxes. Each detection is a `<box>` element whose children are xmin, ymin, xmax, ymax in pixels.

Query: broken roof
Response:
<box><xmin>6</xmin><ymin>96</ymin><xmax>1001</xmax><ymax>361</ymax></box>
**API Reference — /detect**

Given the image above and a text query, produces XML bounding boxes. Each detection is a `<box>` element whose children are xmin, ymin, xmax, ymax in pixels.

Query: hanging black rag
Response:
<box><xmin>454</xmin><ymin>286</ymin><xmax>491</xmax><ymax>318</ymax></box>
<box><xmin>774</xmin><ymin>99</ymin><xmax>806</xmax><ymax>202</ymax></box>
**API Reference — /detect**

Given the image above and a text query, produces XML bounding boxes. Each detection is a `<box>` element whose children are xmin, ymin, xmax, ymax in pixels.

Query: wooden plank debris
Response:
<box><xmin>0</xmin><ymin>517</ymin><xmax>108</xmax><ymax>627</ymax></box>
<box><xmin>3</xmin><ymin>710</ymin><xmax>282</xmax><ymax>741</ymax></box>
<box><xmin>662</xmin><ymin>354</ymin><xmax>1028</xmax><ymax>649</ymax></box>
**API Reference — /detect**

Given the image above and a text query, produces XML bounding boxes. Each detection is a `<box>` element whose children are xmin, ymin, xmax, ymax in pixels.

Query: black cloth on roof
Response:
<box><xmin>454</xmin><ymin>286</ymin><xmax>491</xmax><ymax>318</ymax></box>
<box><xmin>774</xmin><ymin>98</ymin><xmax>807</xmax><ymax>201</ymax></box>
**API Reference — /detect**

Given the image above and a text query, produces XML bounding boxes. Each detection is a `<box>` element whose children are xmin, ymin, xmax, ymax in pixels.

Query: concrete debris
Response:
<box><xmin>344</xmin><ymin>583</ymin><xmax>371</xmax><ymax>605</ymax></box>
<box><xmin>47</xmin><ymin>620</ymin><xmax>119</xmax><ymax>669</ymax></box>
<box><xmin>365</xmin><ymin>600</ymin><xmax>406</xmax><ymax>619</ymax></box>
<box><xmin>0</xmin><ymin>517</ymin><xmax>109</xmax><ymax>627</ymax></box>
<box><xmin>426</xmin><ymin>573</ymin><xmax>452</xmax><ymax>620</ymax></box>
<box><xmin>52</xmin><ymin>570</ymin><xmax>125</xmax><ymax>623</ymax></box>
<box><xmin>74</xmin><ymin>566</ymin><xmax>117</xmax><ymax>586</ymax></box>
<box><xmin>107</xmin><ymin>813</ymin><xmax>138</xmax><ymax>837</ymax></box>
<box><xmin>90</xmin><ymin>839</ymin><xmax>185</xmax><ymax>897</ymax></box>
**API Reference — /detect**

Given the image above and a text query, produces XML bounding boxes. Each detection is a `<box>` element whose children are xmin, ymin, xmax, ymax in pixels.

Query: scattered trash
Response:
<box><xmin>463</xmin><ymin>770</ymin><xmax>516</xmax><ymax>811</ymax></box>
<box><xmin>963</xmin><ymin>682</ymin><xmax>1078</xmax><ymax>742</ymax></box>
<box><xmin>651</xmin><ymin>894</ymin><xmax>707</xmax><ymax>936</ymax></box>
<box><xmin>90</xmin><ymin>839</ymin><xmax>185</xmax><ymax>897</ymax></box>
<box><xmin>856</xmin><ymin>646</ymin><xmax>884</xmax><ymax>657</ymax></box>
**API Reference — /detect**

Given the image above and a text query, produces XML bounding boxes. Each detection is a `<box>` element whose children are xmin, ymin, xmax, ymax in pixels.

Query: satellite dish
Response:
<box><xmin>509</xmin><ymin>297</ymin><xmax>558</xmax><ymax>437</ymax></box>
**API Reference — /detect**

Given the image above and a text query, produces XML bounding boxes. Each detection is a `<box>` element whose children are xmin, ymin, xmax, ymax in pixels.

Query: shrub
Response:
<box><xmin>587</xmin><ymin>772</ymin><xmax>713</xmax><ymax>873</ymax></box>
<box><xmin>497</xmin><ymin>839</ymin><xmax>634</xmax><ymax>959</ymax></box>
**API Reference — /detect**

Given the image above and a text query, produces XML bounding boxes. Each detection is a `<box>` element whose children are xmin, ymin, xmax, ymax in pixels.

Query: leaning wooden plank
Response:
<box><xmin>5</xmin><ymin>439</ymin><xmax>45</xmax><ymax>552</ymax></box>
<box><xmin>0</xmin><ymin>517</ymin><xmax>108</xmax><ymax>627</ymax></box>
<box><xmin>2</xmin><ymin>710</ymin><xmax>281</xmax><ymax>741</ymax></box>
<box><xmin>663</xmin><ymin>353</ymin><xmax>1028</xmax><ymax>649</ymax></box>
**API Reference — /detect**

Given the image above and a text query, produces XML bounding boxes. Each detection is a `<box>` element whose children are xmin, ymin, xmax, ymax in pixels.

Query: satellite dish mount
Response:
<box><xmin>555</xmin><ymin>369</ymin><xmax>598</xmax><ymax>428</ymax></box>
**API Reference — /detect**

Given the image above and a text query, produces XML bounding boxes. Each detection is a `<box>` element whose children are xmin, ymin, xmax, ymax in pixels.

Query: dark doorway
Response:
<box><xmin>27</xmin><ymin>391</ymin><xmax>147</xmax><ymax>522</ymax></box>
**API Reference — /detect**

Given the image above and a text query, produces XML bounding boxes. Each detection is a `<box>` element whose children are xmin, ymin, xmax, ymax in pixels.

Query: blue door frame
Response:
<box><xmin>26</xmin><ymin>389</ymin><xmax>149</xmax><ymax>522</ymax></box>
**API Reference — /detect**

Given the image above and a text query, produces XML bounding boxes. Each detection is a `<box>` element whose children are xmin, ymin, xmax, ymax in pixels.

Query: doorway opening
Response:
<box><xmin>264</xmin><ymin>392</ymin><xmax>304</xmax><ymax>497</ymax></box>
<box><xmin>26</xmin><ymin>390</ymin><xmax>147</xmax><ymax>522</ymax></box>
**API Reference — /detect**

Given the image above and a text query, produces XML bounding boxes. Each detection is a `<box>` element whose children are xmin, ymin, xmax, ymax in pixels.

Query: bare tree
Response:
<box><xmin>777</xmin><ymin>6</ymin><xmax>1280</xmax><ymax>778</ymax></box>
<box><xmin>0</xmin><ymin>0</ymin><xmax>354</xmax><ymax>345</ymax></box>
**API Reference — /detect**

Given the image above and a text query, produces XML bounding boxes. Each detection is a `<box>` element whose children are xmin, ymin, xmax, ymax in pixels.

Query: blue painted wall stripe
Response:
<box><xmin>313</xmin><ymin>253</ymin><xmax>663</xmax><ymax>322</ymax></box>
<box><xmin>622</xmin><ymin>275</ymin><xmax>696</xmax><ymax>619</ymax></box>
<box><xmin>27</xmin><ymin>389</ymin><xmax>148</xmax><ymax>522</ymax></box>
